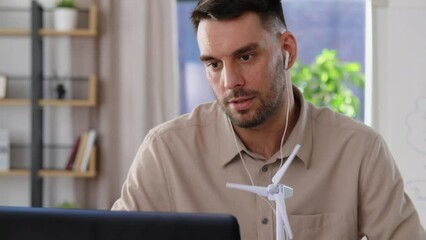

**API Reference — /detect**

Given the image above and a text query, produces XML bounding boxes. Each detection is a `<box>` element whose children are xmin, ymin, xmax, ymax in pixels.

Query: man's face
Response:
<box><xmin>197</xmin><ymin>12</ymin><xmax>287</xmax><ymax>128</ymax></box>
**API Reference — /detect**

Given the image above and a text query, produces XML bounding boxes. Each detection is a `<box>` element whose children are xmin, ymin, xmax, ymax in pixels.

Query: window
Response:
<box><xmin>177</xmin><ymin>0</ymin><xmax>365</xmax><ymax>120</ymax></box>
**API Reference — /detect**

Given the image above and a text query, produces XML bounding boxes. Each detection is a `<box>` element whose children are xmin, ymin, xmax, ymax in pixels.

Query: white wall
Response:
<box><xmin>370</xmin><ymin>0</ymin><xmax>426</xmax><ymax>227</ymax></box>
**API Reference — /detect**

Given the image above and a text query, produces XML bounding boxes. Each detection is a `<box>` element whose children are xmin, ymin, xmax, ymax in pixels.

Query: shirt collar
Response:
<box><xmin>218</xmin><ymin>86</ymin><xmax>313</xmax><ymax>169</ymax></box>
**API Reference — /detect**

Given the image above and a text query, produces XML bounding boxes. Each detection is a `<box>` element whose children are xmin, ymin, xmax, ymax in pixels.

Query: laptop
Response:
<box><xmin>0</xmin><ymin>206</ymin><xmax>241</xmax><ymax>240</ymax></box>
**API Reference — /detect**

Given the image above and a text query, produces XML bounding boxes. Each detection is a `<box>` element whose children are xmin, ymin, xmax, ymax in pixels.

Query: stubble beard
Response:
<box><xmin>220</xmin><ymin>59</ymin><xmax>287</xmax><ymax>129</ymax></box>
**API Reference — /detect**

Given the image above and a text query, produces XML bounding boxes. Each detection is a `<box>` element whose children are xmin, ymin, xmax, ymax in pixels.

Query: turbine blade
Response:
<box><xmin>275</xmin><ymin>191</ymin><xmax>293</xmax><ymax>239</ymax></box>
<box><xmin>226</xmin><ymin>183</ymin><xmax>268</xmax><ymax>197</ymax></box>
<box><xmin>276</xmin><ymin>201</ymin><xmax>284</xmax><ymax>240</ymax></box>
<box><xmin>272</xmin><ymin>144</ymin><xmax>301</xmax><ymax>184</ymax></box>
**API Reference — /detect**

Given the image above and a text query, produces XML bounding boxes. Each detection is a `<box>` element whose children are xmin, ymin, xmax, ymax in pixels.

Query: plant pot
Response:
<box><xmin>54</xmin><ymin>8</ymin><xmax>78</xmax><ymax>31</ymax></box>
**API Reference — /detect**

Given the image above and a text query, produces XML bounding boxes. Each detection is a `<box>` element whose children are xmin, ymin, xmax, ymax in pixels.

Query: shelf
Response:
<box><xmin>0</xmin><ymin>99</ymin><xmax>30</xmax><ymax>106</ymax></box>
<box><xmin>0</xmin><ymin>147</ymin><xmax>96</xmax><ymax>178</ymax></box>
<box><xmin>0</xmin><ymin>75</ymin><xmax>97</xmax><ymax>107</ymax></box>
<box><xmin>0</xmin><ymin>29</ymin><xmax>30</xmax><ymax>36</ymax></box>
<box><xmin>38</xmin><ymin>169</ymin><xmax>95</xmax><ymax>178</ymax></box>
<box><xmin>40</xmin><ymin>147</ymin><xmax>96</xmax><ymax>178</ymax></box>
<box><xmin>38</xmin><ymin>29</ymin><xmax>96</xmax><ymax>37</ymax></box>
<box><xmin>39</xmin><ymin>99</ymin><xmax>95</xmax><ymax>107</ymax></box>
<box><xmin>0</xmin><ymin>4</ymin><xmax>97</xmax><ymax>37</ymax></box>
<box><xmin>0</xmin><ymin>169</ymin><xmax>29</xmax><ymax>176</ymax></box>
<box><xmin>40</xmin><ymin>4</ymin><xmax>97</xmax><ymax>37</ymax></box>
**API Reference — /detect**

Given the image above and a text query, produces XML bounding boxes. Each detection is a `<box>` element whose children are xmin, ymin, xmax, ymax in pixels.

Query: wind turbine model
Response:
<box><xmin>226</xmin><ymin>144</ymin><xmax>301</xmax><ymax>240</ymax></box>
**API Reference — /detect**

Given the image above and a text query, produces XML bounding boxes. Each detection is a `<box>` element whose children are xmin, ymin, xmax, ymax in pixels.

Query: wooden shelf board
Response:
<box><xmin>0</xmin><ymin>29</ymin><xmax>96</xmax><ymax>37</ymax></box>
<box><xmin>0</xmin><ymin>99</ymin><xmax>30</xmax><ymax>106</ymax></box>
<box><xmin>39</xmin><ymin>99</ymin><xmax>96</xmax><ymax>107</ymax></box>
<box><xmin>0</xmin><ymin>99</ymin><xmax>94</xmax><ymax>107</ymax></box>
<box><xmin>39</xmin><ymin>169</ymin><xmax>96</xmax><ymax>178</ymax></box>
<box><xmin>0</xmin><ymin>29</ymin><xmax>30</xmax><ymax>36</ymax></box>
<box><xmin>38</xmin><ymin>29</ymin><xmax>97</xmax><ymax>37</ymax></box>
<box><xmin>0</xmin><ymin>169</ymin><xmax>95</xmax><ymax>178</ymax></box>
<box><xmin>0</xmin><ymin>169</ymin><xmax>30</xmax><ymax>176</ymax></box>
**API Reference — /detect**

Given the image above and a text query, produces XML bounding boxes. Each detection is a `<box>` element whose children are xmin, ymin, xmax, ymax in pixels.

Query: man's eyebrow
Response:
<box><xmin>199</xmin><ymin>43</ymin><xmax>259</xmax><ymax>62</ymax></box>
<box><xmin>232</xmin><ymin>43</ymin><xmax>259</xmax><ymax>57</ymax></box>
<box><xmin>199</xmin><ymin>55</ymin><xmax>216</xmax><ymax>62</ymax></box>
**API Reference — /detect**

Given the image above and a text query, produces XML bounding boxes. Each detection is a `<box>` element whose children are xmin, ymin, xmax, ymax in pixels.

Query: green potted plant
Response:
<box><xmin>54</xmin><ymin>0</ymin><xmax>78</xmax><ymax>31</ymax></box>
<box><xmin>291</xmin><ymin>49</ymin><xmax>365</xmax><ymax>119</ymax></box>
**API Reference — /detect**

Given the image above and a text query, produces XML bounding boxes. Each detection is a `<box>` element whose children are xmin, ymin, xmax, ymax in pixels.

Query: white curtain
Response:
<box><xmin>84</xmin><ymin>0</ymin><xmax>179</xmax><ymax>209</ymax></box>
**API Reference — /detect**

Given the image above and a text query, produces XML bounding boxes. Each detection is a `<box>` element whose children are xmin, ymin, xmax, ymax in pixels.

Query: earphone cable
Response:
<box><xmin>228</xmin><ymin>118</ymin><xmax>277</xmax><ymax>214</ymax></box>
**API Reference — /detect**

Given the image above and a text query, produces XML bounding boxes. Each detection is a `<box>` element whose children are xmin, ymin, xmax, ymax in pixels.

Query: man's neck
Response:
<box><xmin>233</xmin><ymin>90</ymin><xmax>300</xmax><ymax>159</ymax></box>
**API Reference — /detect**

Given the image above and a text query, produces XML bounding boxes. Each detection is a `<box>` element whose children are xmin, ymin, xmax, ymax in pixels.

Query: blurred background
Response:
<box><xmin>0</xmin><ymin>0</ymin><xmax>424</xmax><ymax>227</ymax></box>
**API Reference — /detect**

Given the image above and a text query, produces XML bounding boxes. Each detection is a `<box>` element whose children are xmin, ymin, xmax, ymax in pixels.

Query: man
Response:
<box><xmin>112</xmin><ymin>0</ymin><xmax>426</xmax><ymax>239</ymax></box>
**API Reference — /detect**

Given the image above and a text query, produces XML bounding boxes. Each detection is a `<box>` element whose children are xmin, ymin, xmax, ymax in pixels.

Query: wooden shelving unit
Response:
<box><xmin>0</xmin><ymin>75</ymin><xmax>97</xmax><ymax>107</ymax></box>
<box><xmin>40</xmin><ymin>75</ymin><xmax>97</xmax><ymax>106</ymax></box>
<box><xmin>0</xmin><ymin>4</ymin><xmax>97</xmax><ymax>37</ymax></box>
<box><xmin>0</xmin><ymin>1</ymin><xmax>99</xmax><ymax>207</ymax></box>
<box><xmin>40</xmin><ymin>146</ymin><xmax>96</xmax><ymax>178</ymax></box>
<box><xmin>39</xmin><ymin>4</ymin><xmax>97</xmax><ymax>37</ymax></box>
<box><xmin>0</xmin><ymin>147</ymin><xmax>96</xmax><ymax>178</ymax></box>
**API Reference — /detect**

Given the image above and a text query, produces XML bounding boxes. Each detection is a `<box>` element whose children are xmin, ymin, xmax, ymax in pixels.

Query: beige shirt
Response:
<box><xmin>112</xmin><ymin>87</ymin><xmax>426</xmax><ymax>240</ymax></box>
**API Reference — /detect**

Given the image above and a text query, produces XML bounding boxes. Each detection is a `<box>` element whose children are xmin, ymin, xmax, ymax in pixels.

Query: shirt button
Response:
<box><xmin>261</xmin><ymin>166</ymin><xmax>268</xmax><ymax>172</ymax></box>
<box><xmin>261</xmin><ymin>218</ymin><xmax>269</xmax><ymax>225</ymax></box>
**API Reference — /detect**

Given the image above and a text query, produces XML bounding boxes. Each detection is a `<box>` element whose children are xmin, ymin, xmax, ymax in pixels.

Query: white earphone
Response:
<box><xmin>284</xmin><ymin>50</ymin><xmax>290</xmax><ymax>70</ymax></box>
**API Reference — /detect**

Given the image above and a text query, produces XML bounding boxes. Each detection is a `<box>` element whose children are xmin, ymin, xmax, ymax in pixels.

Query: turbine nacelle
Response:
<box><xmin>267</xmin><ymin>185</ymin><xmax>293</xmax><ymax>201</ymax></box>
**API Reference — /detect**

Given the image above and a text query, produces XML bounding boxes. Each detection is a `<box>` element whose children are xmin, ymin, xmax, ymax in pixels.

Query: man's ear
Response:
<box><xmin>280</xmin><ymin>31</ymin><xmax>298</xmax><ymax>69</ymax></box>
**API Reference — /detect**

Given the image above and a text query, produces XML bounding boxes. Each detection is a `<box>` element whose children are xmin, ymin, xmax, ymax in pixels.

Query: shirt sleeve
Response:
<box><xmin>358</xmin><ymin>135</ymin><xmax>426</xmax><ymax>239</ymax></box>
<box><xmin>111</xmin><ymin>131</ymin><xmax>174</xmax><ymax>211</ymax></box>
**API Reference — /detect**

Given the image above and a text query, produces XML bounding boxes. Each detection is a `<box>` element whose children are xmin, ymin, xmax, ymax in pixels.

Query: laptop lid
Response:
<box><xmin>0</xmin><ymin>206</ymin><xmax>241</xmax><ymax>240</ymax></box>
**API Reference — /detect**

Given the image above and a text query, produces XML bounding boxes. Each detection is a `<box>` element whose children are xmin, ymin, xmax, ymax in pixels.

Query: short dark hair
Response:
<box><xmin>190</xmin><ymin>0</ymin><xmax>287</xmax><ymax>33</ymax></box>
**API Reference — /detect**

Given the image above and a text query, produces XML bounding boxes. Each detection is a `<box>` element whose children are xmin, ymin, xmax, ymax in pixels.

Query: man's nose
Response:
<box><xmin>223</xmin><ymin>63</ymin><xmax>244</xmax><ymax>89</ymax></box>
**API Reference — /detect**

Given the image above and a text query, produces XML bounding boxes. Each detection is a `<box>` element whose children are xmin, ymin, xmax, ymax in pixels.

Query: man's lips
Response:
<box><xmin>228</xmin><ymin>97</ymin><xmax>255</xmax><ymax>111</ymax></box>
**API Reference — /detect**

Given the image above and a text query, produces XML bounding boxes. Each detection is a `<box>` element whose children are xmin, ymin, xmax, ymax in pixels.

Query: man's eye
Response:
<box><xmin>240</xmin><ymin>54</ymin><xmax>253</xmax><ymax>62</ymax></box>
<box><xmin>208</xmin><ymin>62</ymin><xmax>220</xmax><ymax>69</ymax></box>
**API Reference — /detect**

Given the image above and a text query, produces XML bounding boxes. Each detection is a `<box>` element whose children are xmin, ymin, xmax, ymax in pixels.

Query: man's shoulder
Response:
<box><xmin>149</xmin><ymin>102</ymin><xmax>220</xmax><ymax>138</ymax></box>
<box><xmin>309</xmin><ymin>104</ymin><xmax>377</xmax><ymax>137</ymax></box>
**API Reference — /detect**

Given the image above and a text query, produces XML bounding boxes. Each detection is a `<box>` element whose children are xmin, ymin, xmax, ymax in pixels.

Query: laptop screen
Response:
<box><xmin>0</xmin><ymin>206</ymin><xmax>241</xmax><ymax>240</ymax></box>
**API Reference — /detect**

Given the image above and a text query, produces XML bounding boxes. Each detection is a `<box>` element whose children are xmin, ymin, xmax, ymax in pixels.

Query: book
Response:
<box><xmin>0</xmin><ymin>129</ymin><xmax>10</xmax><ymax>171</ymax></box>
<box><xmin>80</xmin><ymin>129</ymin><xmax>96</xmax><ymax>172</ymax></box>
<box><xmin>0</xmin><ymin>75</ymin><xmax>6</xmax><ymax>99</ymax></box>
<box><xmin>65</xmin><ymin>136</ymin><xmax>81</xmax><ymax>170</ymax></box>
<box><xmin>73</xmin><ymin>132</ymin><xmax>89</xmax><ymax>171</ymax></box>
